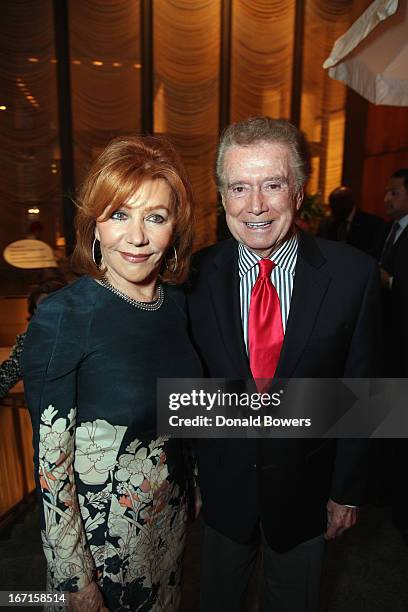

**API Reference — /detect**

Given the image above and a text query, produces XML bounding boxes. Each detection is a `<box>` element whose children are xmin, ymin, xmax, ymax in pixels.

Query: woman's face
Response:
<box><xmin>95</xmin><ymin>179</ymin><xmax>175</xmax><ymax>290</ymax></box>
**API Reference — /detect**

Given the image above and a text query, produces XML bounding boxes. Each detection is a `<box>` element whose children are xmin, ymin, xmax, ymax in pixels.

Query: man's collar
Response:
<box><xmin>396</xmin><ymin>213</ymin><xmax>408</xmax><ymax>231</ymax></box>
<box><xmin>238</xmin><ymin>232</ymin><xmax>298</xmax><ymax>278</ymax></box>
<box><xmin>346</xmin><ymin>207</ymin><xmax>356</xmax><ymax>224</ymax></box>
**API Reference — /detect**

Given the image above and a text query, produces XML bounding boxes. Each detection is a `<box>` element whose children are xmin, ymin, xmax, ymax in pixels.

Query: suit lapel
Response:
<box><xmin>208</xmin><ymin>242</ymin><xmax>251</xmax><ymax>378</ymax></box>
<box><xmin>276</xmin><ymin>232</ymin><xmax>331</xmax><ymax>378</ymax></box>
<box><xmin>206</xmin><ymin>234</ymin><xmax>331</xmax><ymax>380</ymax></box>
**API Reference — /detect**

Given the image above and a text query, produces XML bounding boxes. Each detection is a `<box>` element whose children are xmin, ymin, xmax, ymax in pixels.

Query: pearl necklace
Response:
<box><xmin>99</xmin><ymin>278</ymin><xmax>164</xmax><ymax>311</ymax></box>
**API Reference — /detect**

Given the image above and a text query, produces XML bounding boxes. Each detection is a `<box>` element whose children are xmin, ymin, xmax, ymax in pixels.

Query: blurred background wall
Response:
<box><xmin>1</xmin><ymin>0</ymin><xmax>407</xmax><ymax>296</ymax></box>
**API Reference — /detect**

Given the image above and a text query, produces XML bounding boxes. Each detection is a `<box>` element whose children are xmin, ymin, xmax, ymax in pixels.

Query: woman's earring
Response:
<box><xmin>165</xmin><ymin>245</ymin><xmax>178</xmax><ymax>272</ymax></box>
<box><xmin>92</xmin><ymin>237</ymin><xmax>100</xmax><ymax>265</ymax></box>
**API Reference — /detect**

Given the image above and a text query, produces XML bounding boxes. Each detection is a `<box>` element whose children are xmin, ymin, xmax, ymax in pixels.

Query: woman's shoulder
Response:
<box><xmin>36</xmin><ymin>275</ymin><xmax>100</xmax><ymax>314</ymax></box>
<box><xmin>22</xmin><ymin>277</ymin><xmax>99</xmax><ymax>375</ymax></box>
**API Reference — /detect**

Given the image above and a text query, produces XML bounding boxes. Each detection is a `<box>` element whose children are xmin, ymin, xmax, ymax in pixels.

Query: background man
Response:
<box><xmin>379</xmin><ymin>168</ymin><xmax>408</xmax><ymax>543</ymax></box>
<box><xmin>379</xmin><ymin>168</ymin><xmax>408</xmax><ymax>376</ymax></box>
<box><xmin>318</xmin><ymin>185</ymin><xmax>386</xmax><ymax>258</ymax></box>
<box><xmin>187</xmin><ymin>117</ymin><xmax>381</xmax><ymax>612</ymax></box>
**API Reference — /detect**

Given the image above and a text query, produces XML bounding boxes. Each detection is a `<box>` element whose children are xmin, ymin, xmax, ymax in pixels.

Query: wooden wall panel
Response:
<box><xmin>362</xmin><ymin>150</ymin><xmax>408</xmax><ymax>218</ymax></box>
<box><xmin>0</xmin><ymin>404</ymin><xmax>35</xmax><ymax>519</ymax></box>
<box><xmin>361</xmin><ymin>103</ymin><xmax>408</xmax><ymax>217</ymax></box>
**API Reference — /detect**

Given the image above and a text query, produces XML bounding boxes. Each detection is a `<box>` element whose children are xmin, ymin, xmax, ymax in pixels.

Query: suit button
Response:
<box><xmin>254</xmin><ymin>463</ymin><xmax>257</xmax><ymax>469</ymax></box>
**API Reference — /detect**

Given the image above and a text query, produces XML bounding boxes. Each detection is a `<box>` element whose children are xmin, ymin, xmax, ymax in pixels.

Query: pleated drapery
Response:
<box><xmin>231</xmin><ymin>0</ymin><xmax>295</xmax><ymax>121</ymax></box>
<box><xmin>69</xmin><ymin>0</ymin><xmax>142</xmax><ymax>186</ymax></box>
<box><xmin>0</xmin><ymin>0</ymin><xmax>61</xmax><ymax>294</ymax></box>
<box><xmin>153</xmin><ymin>0</ymin><xmax>221</xmax><ymax>249</ymax></box>
<box><xmin>301</xmin><ymin>0</ymin><xmax>354</xmax><ymax>200</ymax></box>
<box><xmin>0</xmin><ymin>0</ymin><xmax>361</xmax><ymax>295</ymax></box>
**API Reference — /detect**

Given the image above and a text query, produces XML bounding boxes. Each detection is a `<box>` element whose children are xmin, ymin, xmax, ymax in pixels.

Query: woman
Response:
<box><xmin>21</xmin><ymin>136</ymin><xmax>202</xmax><ymax>612</ymax></box>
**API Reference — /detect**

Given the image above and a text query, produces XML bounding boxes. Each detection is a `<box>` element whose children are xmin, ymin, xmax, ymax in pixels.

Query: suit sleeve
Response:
<box><xmin>21</xmin><ymin>298</ymin><xmax>96</xmax><ymax>592</ymax></box>
<box><xmin>392</xmin><ymin>237</ymin><xmax>408</xmax><ymax>375</ymax></box>
<box><xmin>330</xmin><ymin>260</ymin><xmax>382</xmax><ymax>505</ymax></box>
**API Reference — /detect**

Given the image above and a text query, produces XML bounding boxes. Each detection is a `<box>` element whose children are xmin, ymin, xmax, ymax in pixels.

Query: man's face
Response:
<box><xmin>384</xmin><ymin>177</ymin><xmax>408</xmax><ymax>220</ymax></box>
<box><xmin>221</xmin><ymin>142</ymin><xmax>303</xmax><ymax>258</ymax></box>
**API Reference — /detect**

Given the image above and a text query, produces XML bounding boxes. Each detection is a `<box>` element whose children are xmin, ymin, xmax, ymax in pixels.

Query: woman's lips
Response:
<box><xmin>119</xmin><ymin>251</ymin><xmax>151</xmax><ymax>263</ymax></box>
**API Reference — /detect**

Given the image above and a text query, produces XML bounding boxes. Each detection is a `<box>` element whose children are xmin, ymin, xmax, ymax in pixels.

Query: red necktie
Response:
<box><xmin>248</xmin><ymin>259</ymin><xmax>284</xmax><ymax>385</ymax></box>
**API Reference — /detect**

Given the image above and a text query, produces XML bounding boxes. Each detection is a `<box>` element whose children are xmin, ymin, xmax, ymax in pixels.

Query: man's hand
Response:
<box><xmin>194</xmin><ymin>486</ymin><xmax>202</xmax><ymax>519</ymax></box>
<box><xmin>68</xmin><ymin>581</ymin><xmax>109</xmax><ymax>612</ymax></box>
<box><xmin>324</xmin><ymin>498</ymin><xmax>359</xmax><ymax>540</ymax></box>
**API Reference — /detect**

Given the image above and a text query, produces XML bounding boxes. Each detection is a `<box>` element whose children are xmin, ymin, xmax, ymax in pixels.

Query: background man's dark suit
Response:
<box><xmin>318</xmin><ymin>209</ymin><xmax>387</xmax><ymax>259</ymax></box>
<box><xmin>187</xmin><ymin>230</ymin><xmax>381</xmax><ymax>553</ymax></box>
<box><xmin>380</xmin><ymin>220</ymin><xmax>408</xmax><ymax>539</ymax></box>
<box><xmin>382</xmin><ymin>224</ymin><xmax>408</xmax><ymax>376</ymax></box>
<box><xmin>317</xmin><ymin>185</ymin><xmax>387</xmax><ymax>260</ymax></box>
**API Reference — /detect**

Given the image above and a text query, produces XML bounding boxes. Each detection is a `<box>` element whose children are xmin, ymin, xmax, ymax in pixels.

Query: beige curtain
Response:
<box><xmin>153</xmin><ymin>0</ymin><xmax>221</xmax><ymax>250</ymax></box>
<box><xmin>231</xmin><ymin>0</ymin><xmax>295</xmax><ymax>121</ymax></box>
<box><xmin>301</xmin><ymin>0</ymin><xmax>354</xmax><ymax>201</ymax></box>
<box><xmin>0</xmin><ymin>0</ymin><xmax>61</xmax><ymax>294</ymax></box>
<box><xmin>69</xmin><ymin>0</ymin><xmax>142</xmax><ymax>186</ymax></box>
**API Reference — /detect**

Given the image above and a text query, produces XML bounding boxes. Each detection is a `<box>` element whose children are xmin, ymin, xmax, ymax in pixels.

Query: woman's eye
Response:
<box><xmin>111</xmin><ymin>210</ymin><xmax>127</xmax><ymax>220</ymax></box>
<box><xmin>147</xmin><ymin>214</ymin><xmax>166</xmax><ymax>223</ymax></box>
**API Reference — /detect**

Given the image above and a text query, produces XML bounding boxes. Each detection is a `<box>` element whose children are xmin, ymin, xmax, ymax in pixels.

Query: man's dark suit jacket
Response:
<box><xmin>187</xmin><ymin>231</ymin><xmax>381</xmax><ymax>553</ymax></box>
<box><xmin>318</xmin><ymin>209</ymin><xmax>387</xmax><ymax>259</ymax></box>
<box><xmin>382</xmin><ymin>224</ymin><xmax>408</xmax><ymax>376</ymax></box>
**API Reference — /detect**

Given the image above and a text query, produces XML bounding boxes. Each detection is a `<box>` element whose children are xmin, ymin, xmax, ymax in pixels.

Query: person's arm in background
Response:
<box><xmin>21</xmin><ymin>298</ymin><xmax>107</xmax><ymax>612</ymax></box>
<box><xmin>0</xmin><ymin>333</ymin><xmax>25</xmax><ymax>398</ymax></box>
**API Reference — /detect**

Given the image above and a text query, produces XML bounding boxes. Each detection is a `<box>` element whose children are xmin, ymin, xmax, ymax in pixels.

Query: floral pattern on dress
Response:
<box><xmin>39</xmin><ymin>408</ymin><xmax>187</xmax><ymax>611</ymax></box>
<box><xmin>38</xmin><ymin>405</ymin><xmax>96</xmax><ymax>593</ymax></box>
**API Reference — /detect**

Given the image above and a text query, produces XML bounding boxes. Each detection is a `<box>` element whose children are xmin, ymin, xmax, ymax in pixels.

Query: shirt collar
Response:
<box><xmin>346</xmin><ymin>207</ymin><xmax>356</xmax><ymax>224</ymax></box>
<box><xmin>238</xmin><ymin>232</ymin><xmax>299</xmax><ymax>278</ymax></box>
<box><xmin>397</xmin><ymin>214</ymin><xmax>408</xmax><ymax>232</ymax></box>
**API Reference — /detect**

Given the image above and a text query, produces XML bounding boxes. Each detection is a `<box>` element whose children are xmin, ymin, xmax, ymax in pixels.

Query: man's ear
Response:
<box><xmin>295</xmin><ymin>189</ymin><xmax>304</xmax><ymax>211</ymax></box>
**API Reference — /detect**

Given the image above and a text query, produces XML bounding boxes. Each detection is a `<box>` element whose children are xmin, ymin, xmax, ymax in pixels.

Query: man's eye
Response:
<box><xmin>263</xmin><ymin>183</ymin><xmax>280</xmax><ymax>191</ymax></box>
<box><xmin>111</xmin><ymin>210</ymin><xmax>127</xmax><ymax>220</ymax></box>
<box><xmin>231</xmin><ymin>185</ymin><xmax>247</xmax><ymax>195</ymax></box>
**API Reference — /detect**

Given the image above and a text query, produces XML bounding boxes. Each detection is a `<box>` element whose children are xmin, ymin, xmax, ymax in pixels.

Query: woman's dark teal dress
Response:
<box><xmin>21</xmin><ymin>276</ymin><xmax>202</xmax><ymax>612</ymax></box>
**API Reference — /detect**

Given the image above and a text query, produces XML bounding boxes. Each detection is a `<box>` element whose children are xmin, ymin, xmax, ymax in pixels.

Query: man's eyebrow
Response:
<box><xmin>227</xmin><ymin>180</ymin><xmax>250</xmax><ymax>188</ymax></box>
<box><xmin>263</xmin><ymin>176</ymin><xmax>289</xmax><ymax>184</ymax></box>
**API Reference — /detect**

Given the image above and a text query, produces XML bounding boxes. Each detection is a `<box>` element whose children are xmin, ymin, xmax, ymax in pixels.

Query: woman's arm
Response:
<box><xmin>21</xmin><ymin>298</ymin><xmax>97</xmax><ymax>596</ymax></box>
<box><xmin>0</xmin><ymin>332</ymin><xmax>25</xmax><ymax>398</ymax></box>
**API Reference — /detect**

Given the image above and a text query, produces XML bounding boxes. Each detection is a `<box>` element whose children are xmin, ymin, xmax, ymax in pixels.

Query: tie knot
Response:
<box><xmin>258</xmin><ymin>258</ymin><xmax>275</xmax><ymax>278</ymax></box>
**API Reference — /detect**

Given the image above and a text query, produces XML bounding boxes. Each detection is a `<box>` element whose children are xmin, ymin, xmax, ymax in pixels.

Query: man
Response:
<box><xmin>318</xmin><ymin>185</ymin><xmax>386</xmax><ymax>259</ymax></box>
<box><xmin>187</xmin><ymin>117</ymin><xmax>381</xmax><ymax>612</ymax></box>
<box><xmin>379</xmin><ymin>168</ymin><xmax>408</xmax><ymax>376</ymax></box>
<box><xmin>379</xmin><ymin>169</ymin><xmax>408</xmax><ymax>542</ymax></box>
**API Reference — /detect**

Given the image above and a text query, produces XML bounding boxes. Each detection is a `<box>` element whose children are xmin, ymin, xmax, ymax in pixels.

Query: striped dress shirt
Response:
<box><xmin>238</xmin><ymin>232</ymin><xmax>299</xmax><ymax>354</ymax></box>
